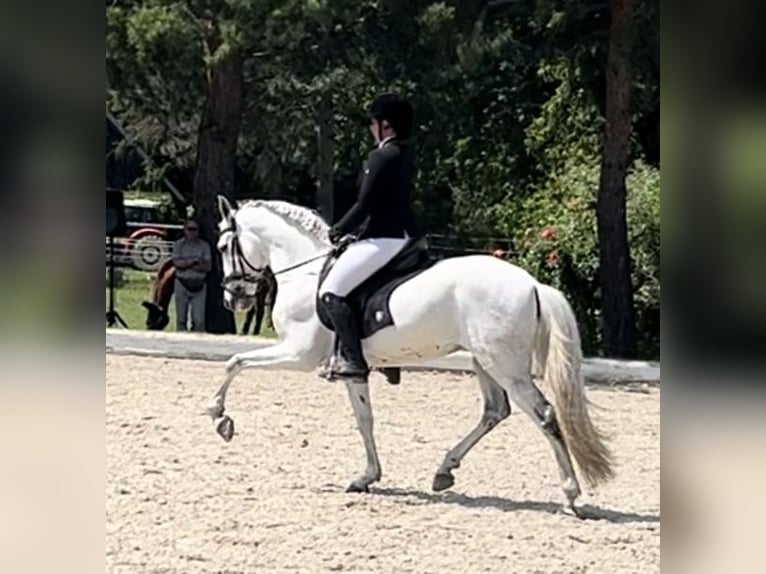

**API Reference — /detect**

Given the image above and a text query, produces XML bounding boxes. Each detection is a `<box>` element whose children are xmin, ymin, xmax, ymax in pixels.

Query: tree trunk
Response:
<box><xmin>596</xmin><ymin>0</ymin><xmax>636</xmax><ymax>357</ymax></box>
<box><xmin>315</xmin><ymin>93</ymin><xmax>335</xmax><ymax>224</ymax></box>
<box><xmin>192</xmin><ymin>20</ymin><xmax>242</xmax><ymax>334</ymax></box>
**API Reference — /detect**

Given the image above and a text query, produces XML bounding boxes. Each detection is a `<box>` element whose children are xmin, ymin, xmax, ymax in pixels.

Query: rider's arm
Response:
<box><xmin>332</xmin><ymin>149</ymin><xmax>390</xmax><ymax>236</ymax></box>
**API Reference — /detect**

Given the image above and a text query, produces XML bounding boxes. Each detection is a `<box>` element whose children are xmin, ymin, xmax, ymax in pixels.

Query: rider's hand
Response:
<box><xmin>329</xmin><ymin>227</ymin><xmax>343</xmax><ymax>245</ymax></box>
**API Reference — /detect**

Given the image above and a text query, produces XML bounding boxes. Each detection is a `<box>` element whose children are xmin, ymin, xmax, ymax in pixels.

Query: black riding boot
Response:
<box><xmin>320</xmin><ymin>293</ymin><xmax>369</xmax><ymax>380</ymax></box>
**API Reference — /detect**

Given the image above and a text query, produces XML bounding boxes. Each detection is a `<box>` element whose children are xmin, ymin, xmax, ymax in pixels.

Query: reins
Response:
<box><xmin>220</xmin><ymin>220</ymin><xmax>341</xmax><ymax>292</ymax></box>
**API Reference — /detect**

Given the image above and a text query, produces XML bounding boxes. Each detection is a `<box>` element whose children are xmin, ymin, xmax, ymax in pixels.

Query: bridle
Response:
<box><xmin>219</xmin><ymin>219</ymin><xmax>334</xmax><ymax>296</ymax></box>
<box><xmin>219</xmin><ymin>221</ymin><xmax>264</xmax><ymax>296</ymax></box>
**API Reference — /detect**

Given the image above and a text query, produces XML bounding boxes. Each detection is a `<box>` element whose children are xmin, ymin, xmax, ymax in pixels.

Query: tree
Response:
<box><xmin>187</xmin><ymin>3</ymin><xmax>243</xmax><ymax>333</ymax></box>
<box><xmin>524</xmin><ymin>0</ymin><xmax>657</xmax><ymax>357</ymax></box>
<box><xmin>107</xmin><ymin>0</ymin><xmax>244</xmax><ymax>333</ymax></box>
<box><xmin>596</xmin><ymin>0</ymin><xmax>636</xmax><ymax>357</ymax></box>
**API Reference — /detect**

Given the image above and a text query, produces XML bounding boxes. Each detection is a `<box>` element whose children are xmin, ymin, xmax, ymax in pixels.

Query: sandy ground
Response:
<box><xmin>106</xmin><ymin>355</ymin><xmax>660</xmax><ymax>574</ymax></box>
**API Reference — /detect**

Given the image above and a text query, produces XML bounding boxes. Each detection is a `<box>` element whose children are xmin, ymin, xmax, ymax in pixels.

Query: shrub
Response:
<box><xmin>501</xmin><ymin>159</ymin><xmax>660</xmax><ymax>359</ymax></box>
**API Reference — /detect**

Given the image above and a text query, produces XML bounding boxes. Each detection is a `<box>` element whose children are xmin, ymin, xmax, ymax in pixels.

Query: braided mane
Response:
<box><xmin>239</xmin><ymin>200</ymin><xmax>330</xmax><ymax>244</ymax></box>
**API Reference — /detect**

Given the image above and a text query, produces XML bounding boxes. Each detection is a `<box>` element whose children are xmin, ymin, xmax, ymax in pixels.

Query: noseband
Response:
<box><xmin>220</xmin><ymin>223</ymin><xmax>265</xmax><ymax>296</ymax></box>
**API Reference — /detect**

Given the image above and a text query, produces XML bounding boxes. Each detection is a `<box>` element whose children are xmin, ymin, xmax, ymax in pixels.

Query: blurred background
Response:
<box><xmin>2</xmin><ymin>0</ymin><xmax>766</xmax><ymax>572</ymax></box>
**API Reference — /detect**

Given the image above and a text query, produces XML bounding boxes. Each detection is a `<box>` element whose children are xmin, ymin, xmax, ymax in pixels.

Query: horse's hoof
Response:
<box><xmin>432</xmin><ymin>472</ymin><xmax>455</xmax><ymax>492</ymax></box>
<box><xmin>561</xmin><ymin>502</ymin><xmax>584</xmax><ymax>519</ymax></box>
<box><xmin>562</xmin><ymin>478</ymin><xmax>581</xmax><ymax>517</ymax></box>
<box><xmin>346</xmin><ymin>481</ymin><xmax>369</xmax><ymax>493</ymax></box>
<box><xmin>215</xmin><ymin>415</ymin><xmax>235</xmax><ymax>442</ymax></box>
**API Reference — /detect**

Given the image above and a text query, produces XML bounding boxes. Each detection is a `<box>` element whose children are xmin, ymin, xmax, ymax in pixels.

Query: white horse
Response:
<box><xmin>207</xmin><ymin>196</ymin><xmax>614</xmax><ymax>513</ymax></box>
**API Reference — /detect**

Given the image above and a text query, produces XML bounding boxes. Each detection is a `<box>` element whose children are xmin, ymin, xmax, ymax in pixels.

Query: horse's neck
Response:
<box><xmin>158</xmin><ymin>270</ymin><xmax>175</xmax><ymax>308</ymax></box>
<box><xmin>243</xmin><ymin>207</ymin><xmax>326</xmax><ymax>275</ymax></box>
<box><xmin>268</xmin><ymin>232</ymin><xmax>324</xmax><ymax>276</ymax></box>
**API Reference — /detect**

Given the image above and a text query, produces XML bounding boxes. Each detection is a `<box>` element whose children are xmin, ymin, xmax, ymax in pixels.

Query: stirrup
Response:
<box><xmin>317</xmin><ymin>357</ymin><xmax>368</xmax><ymax>382</ymax></box>
<box><xmin>331</xmin><ymin>359</ymin><xmax>369</xmax><ymax>379</ymax></box>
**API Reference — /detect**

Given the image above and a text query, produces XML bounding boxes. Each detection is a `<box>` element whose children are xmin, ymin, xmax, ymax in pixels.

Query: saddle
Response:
<box><xmin>316</xmin><ymin>236</ymin><xmax>435</xmax><ymax>340</ymax></box>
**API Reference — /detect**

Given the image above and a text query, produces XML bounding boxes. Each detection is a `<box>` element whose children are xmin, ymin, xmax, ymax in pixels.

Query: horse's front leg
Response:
<box><xmin>206</xmin><ymin>340</ymin><xmax>319</xmax><ymax>442</ymax></box>
<box><xmin>344</xmin><ymin>381</ymin><xmax>382</xmax><ymax>493</ymax></box>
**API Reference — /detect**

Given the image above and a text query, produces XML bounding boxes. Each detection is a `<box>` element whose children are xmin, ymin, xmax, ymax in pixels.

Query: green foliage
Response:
<box><xmin>525</xmin><ymin>60</ymin><xmax>601</xmax><ymax>167</ymax></box>
<box><xmin>626</xmin><ymin>162</ymin><xmax>661</xmax><ymax>358</ymax></box>
<box><xmin>107</xmin><ymin>2</ymin><xmax>205</xmax><ymax>177</ymax></box>
<box><xmin>509</xmin><ymin>159</ymin><xmax>660</xmax><ymax>358</ymax></box>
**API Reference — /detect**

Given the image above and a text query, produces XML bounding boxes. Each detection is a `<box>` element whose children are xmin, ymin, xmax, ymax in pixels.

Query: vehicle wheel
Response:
<box><xmin>131</xmin><ymin>236</ymin><xmax>169</xmax><ymax>272</ymax></box>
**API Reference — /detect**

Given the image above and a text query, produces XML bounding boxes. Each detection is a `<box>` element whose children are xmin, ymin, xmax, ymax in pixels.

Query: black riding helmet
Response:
<box><xmin>369</xmin><ymin>93</ymin><xmax>414</xmax><ymax>140</ymax></box>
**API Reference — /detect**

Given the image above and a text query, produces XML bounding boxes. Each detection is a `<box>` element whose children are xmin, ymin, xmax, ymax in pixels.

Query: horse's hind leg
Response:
<box><xmin>489</xmin><ymin>359</ymin><xmax>581</xmax><ymax>512</ymax></box>
<box><xmin>433</xmin><ymin>359</ymin><xmax>511</xmax><ymax>492</ymax></box>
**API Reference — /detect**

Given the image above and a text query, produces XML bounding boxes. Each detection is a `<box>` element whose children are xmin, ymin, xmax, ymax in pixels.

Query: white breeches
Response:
<box><xmin>319</xmin><ymin>237</ymin><xmax>409</xmax><ymax>298</ymax></box>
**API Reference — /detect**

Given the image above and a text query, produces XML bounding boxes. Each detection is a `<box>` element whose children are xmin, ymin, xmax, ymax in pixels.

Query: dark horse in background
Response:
<box><xmin>142</xmin><ymin>259</ymin><xmax>277</xmax><ymax>335</ymax></box>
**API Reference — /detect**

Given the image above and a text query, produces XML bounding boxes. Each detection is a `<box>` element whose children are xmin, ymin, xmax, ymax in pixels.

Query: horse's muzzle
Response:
<box><xmin>224</xmin><ymin>293</ymin><xmax>255</xmax><ymax>312</ymax></box>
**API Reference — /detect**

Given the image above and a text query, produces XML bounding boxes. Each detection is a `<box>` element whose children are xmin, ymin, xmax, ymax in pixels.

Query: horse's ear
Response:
<box><xmin>217</xmin><ymin>195</ymin><xmax>234</xmax><ymax>222</ymax></box>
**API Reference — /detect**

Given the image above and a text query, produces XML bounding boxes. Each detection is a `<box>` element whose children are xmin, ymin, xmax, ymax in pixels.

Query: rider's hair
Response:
<box><xmin>370</xmin><ymin>94</ymin><xmax>414</xmax><ymax>139</ymax></box>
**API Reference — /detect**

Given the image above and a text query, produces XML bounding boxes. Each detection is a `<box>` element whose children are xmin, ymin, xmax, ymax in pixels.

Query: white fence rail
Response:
<box><xmin>106</xmin><ymin>232</ymin><xmax>511</xmax><ymax>273</ymax></box>
<box><xmin>106</xmin><ymin>330</ymin><xmax>660</xmax><ymax>385</ymax></box>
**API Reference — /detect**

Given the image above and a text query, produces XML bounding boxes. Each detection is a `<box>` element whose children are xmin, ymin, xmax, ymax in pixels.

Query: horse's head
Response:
<box><xmin>216</xmin><ymin>196</ymin><xmax>268</xmax><ymax>312</ymax></box>
<box><xmin>142</xmin><ymin>301</ymin><xmax>170</xmax><ymax>330</ymax></box>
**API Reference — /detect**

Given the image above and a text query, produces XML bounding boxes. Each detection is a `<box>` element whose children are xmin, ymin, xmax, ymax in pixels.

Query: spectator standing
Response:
<box><xmin>172</xmin><ymin>219</ymin><xmax>211</xmax><ymax>331</ymax></box>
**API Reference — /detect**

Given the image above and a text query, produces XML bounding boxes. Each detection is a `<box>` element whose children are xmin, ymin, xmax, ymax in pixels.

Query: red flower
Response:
<box><xmin>540</xmin><ymin>226</ymin><xmax>556</xmax><ymax>240</ymax></box>
<box><xmin>546</xmin><ymin>250</ymin><xmax>560</xmax><ymax>268</ymax></box>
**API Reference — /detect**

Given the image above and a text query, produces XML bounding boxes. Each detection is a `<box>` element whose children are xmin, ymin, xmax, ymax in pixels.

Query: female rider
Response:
<box><xmin>318</xmin><ymin>93</ymin><xmax>420</xmax><ymax>380</ymax></box>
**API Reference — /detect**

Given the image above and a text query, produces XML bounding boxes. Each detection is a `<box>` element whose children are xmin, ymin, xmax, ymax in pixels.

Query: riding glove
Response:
<box><xmin>329</xmin><ymin>227</ymin><xmax>343</xmax><ymax>245</ymax></box>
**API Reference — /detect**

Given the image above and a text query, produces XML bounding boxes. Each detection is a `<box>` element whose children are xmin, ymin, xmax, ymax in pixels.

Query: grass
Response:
<box><xmin>106</xmin><ymin>267</ymin><xmax>276</xmax><ymax>336</ymax></box>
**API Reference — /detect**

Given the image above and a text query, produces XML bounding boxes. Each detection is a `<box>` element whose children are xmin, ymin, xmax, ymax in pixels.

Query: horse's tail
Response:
<box><xmin>534</xmin><ymin>283</ymin><xmax>614</xmax><ymax>487</ymax></box>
